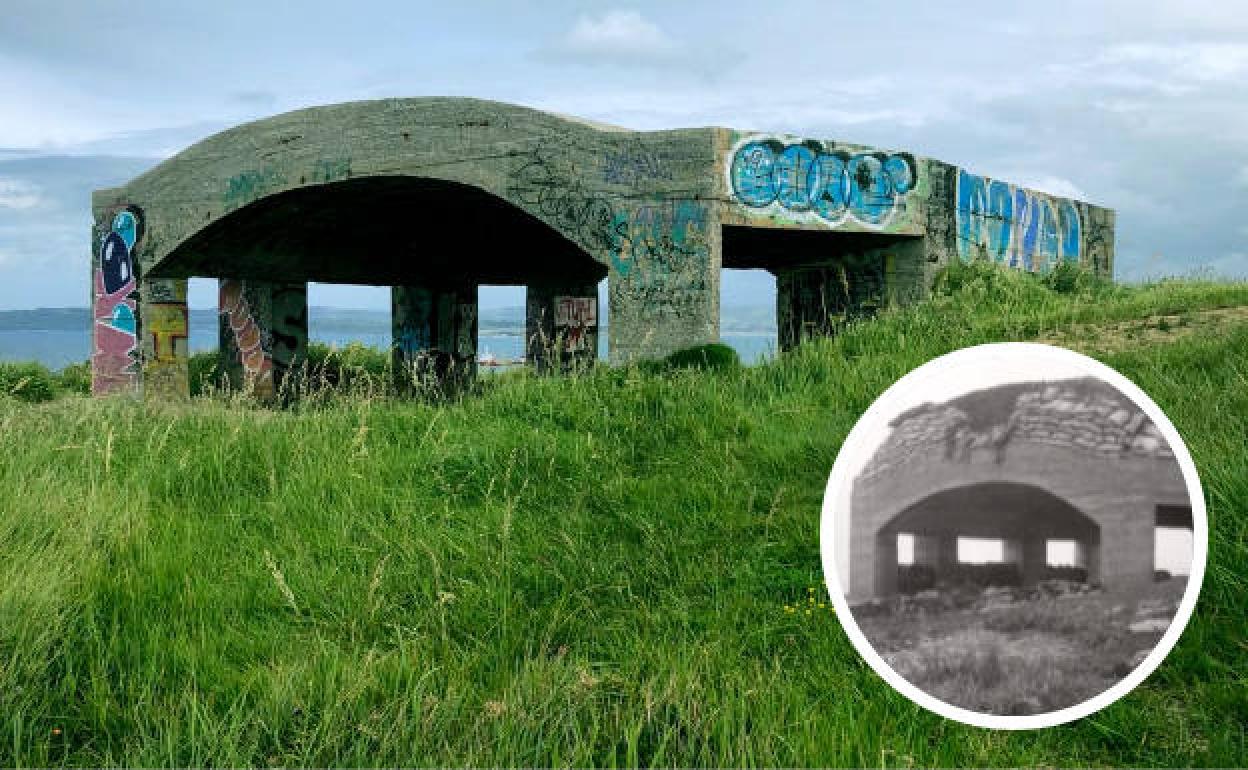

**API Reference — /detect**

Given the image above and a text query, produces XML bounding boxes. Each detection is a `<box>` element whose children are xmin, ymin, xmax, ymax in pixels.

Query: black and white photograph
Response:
<box><xmin>822</xmin><ymin>343</ymin><xmax>1205</xmax><ymax>728</ymax></box>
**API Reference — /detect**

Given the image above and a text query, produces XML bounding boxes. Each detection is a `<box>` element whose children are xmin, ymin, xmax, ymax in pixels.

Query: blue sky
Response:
<box><xmin>1</xmin><ymin>0</ymin><xmax>1245</xmax><ymax>310</ymax></box>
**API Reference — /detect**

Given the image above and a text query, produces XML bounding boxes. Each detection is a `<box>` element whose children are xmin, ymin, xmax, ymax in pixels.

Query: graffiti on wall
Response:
<box><xmin>392</xmin><ymin>286</ymin><xmax>433</xmax><ymax>358</ymax></box>
<box><xmin>508</xmin><ymin>143</ymin><xmax>711</xmax><ymax>292</ymax></box>
<box><xmin>92</xmin><ymin>208</ymin><xmax>142</xmax><ymax>395</ymax></box>
<box><xmin>269</xmin><ymin>284</ymin><xmax>309</xmax><ymax>374</ymax></box>
<box><xmin>609</xmin><ymin>199</ymin><xmax>709</xmax><ymax>285</ymax></box>
<box><xmin>143</xmin><ymin>279</ymin><xmax>189</xmax><ymax>397</ymax></box>
<box><xmin>602</xmin><ymin>142</ymin><xmax>674</xmax><ymax>186</ymax></box>
<box><xmin>554</xmin><ymin>296</ymin><xmax>597</xmax><ymax>352</ymax></box>
<box><xmin>729</xmin><ymin>137</ymin><xmax>917</xmax><ymax>228</ymax></box>
<box><xmin>508</xmin><ymin>144</ymin><xmax>625</xmax><ymax>258</ymax></box>
<box><xmin>956</xmin><ymin>170</ymin><xmax>1082</xmax><ymax>271</ymax></box>
<box><xmin>219</xmin><ymin>279</ymin><xmax>275</xmax><ymax>395</ymax></box>
<box><xmin>223</xmin><ymin>168</ymin><xmax>286</xmax><ymax>212</ymax></box>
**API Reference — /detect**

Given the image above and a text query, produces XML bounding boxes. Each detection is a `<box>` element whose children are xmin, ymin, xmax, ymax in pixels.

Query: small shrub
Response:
<box><xmin>57</xmin><ymin>361</ymin><xmax>92</xmax><ymax>395</ymax></box>
<box><xmin>305</xmin><ymin>341</ymin><xmax>392</xmax><ymax>389</ymax></box>
<box><xmin>661</xmin><ymin>343</ymin><xmax>741</xmax><ymax>371</ymax></box>
<box><xmin>897</xmin><ymin>564</ymin><xmax>936</xmax><ymax>594</ymax></box>
<box><xmin>1041</xmin><ymin>260</ymin><xmax>1106</xmax><ymax>295</ymax></box>
<box><xmin>188</xmin><ymin>350</ymin><xmax>228</xmax><ymax>396</ymax></box>
<box><xmin>944</xmin><ymin>562</ymin><xmax>1022</xmax><ymax>588</ymax></box>
<box><xmin>0</xmin><ymin>361</ymin><xmax>59</xmax><ymax>403</ymax></box>
<box><xmin>1041</xmin><ymin>565</ymin><xmax>1088</xmax><ymax>583</ymax></box>
<box><xmin>923</xmin><ymin>643</ymin><xmax>1006</xmax><ymax>689</ymax></box>
<box><xmin>983</xmin><ymin>603</ymin><xmax>1079</xmax><ymax>635</ymax></box>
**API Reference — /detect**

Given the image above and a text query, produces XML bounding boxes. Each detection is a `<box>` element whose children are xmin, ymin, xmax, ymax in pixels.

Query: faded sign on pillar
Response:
<box><xmin>142</xmin><ymin>278</ymin><xmax>190</xmax><ymax>398</ymax></box>
<box><xmin>554</xmin><ymin>296</ymin><xmax>597</xmax><ymax>352</ymax></box>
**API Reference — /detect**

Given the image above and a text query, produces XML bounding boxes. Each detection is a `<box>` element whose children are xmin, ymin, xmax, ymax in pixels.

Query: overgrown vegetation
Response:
<box><xmin>863</xmin><ymin>580</ymin><xmax>1187</xmax><ymax>715</ymax></box>
<box><xmin>1</xmin><ymin>264</ymin><xmax>1247</xmax><ymax>765</ymax></box>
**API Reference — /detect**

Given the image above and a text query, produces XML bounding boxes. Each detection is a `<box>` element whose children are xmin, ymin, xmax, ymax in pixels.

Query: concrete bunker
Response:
<box><xmin>879</xmin><ymin>482</ymin><xmax>1102</xmax><ymax>594</ymax></box>
<box><xmin>160</xmin><ymin>175</ymin><xmax>603</xmax><ymax>395</ymax></box>
<box><xmin>88</xmin><ymin>97</ymin><xmax>1115</xmax><ymax>399</ymax></box>
<box><xmin>848</xmin><ymin>378</ymin><xmax>1188</xmax><ymax>602</ymax></box>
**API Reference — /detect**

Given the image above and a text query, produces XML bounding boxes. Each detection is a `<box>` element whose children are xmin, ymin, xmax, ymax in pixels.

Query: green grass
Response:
<box><xmin>1</xmin><ymin>263</ymin><xmax>1247</xmax><ymax>765</ymax></box>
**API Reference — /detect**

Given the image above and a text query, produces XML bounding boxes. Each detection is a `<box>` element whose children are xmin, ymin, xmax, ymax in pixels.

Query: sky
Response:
<box><xmin>1</xmin><ymin>0</ymin><xmax>1246</xmax><ymax>311</ymax></box>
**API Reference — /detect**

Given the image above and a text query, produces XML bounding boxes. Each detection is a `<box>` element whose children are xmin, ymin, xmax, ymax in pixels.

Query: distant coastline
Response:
<box><xmin>0</xmin><ymin>305</ymin><xmax>779</xmax><ymax>369</ymax></box>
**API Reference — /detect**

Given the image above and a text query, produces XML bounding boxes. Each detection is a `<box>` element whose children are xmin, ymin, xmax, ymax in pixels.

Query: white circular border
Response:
<box><xmin>819</xmin><ymin>342</ymin><xmax>1208</xmax><ymax>730</ymax></box>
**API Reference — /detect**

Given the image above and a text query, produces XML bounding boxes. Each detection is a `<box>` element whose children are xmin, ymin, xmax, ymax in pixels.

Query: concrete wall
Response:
<box><xmin>717</xmin><ymin>131</ymin><xmax>1114</xmax><ymax>292</ymax></box>
<box><xmin>849</xmin><ymin>378</ymin><xmax>1187</xmax><ymax>602</ymax></box>
<box><xmin>88</xmin><ymin>98</ymin><xmax>1115</xmax><ymax>399</ymax></box>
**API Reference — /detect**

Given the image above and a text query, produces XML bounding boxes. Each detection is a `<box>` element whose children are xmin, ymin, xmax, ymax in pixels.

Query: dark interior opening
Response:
<box><xmin>153</xmin><ymin>176</ymin><xmax>607</xmax><ymax>287</ymax></box>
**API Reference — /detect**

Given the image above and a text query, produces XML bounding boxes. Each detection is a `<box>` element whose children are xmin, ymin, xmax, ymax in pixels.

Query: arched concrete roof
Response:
<box><xmin>91</xmin><ymin>97</ymin><xmax>723</xmax><ymax>283</ymax></box>
<box><xmin>92</xmin><ymin>96</ymin><xmax>1117</xmax><ymax>283</ymax></box>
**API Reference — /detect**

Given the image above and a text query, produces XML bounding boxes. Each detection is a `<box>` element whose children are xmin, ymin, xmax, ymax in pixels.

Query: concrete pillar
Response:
<box><xmin>775</xmin><ymin>258</ymin><xmax>888</xmax><ymax>351</ymax></box>
<box><xmin>912</xmin><ymin>534</ymin><xmax>939</xmax><ymax>567</ymax></box>
<box><xmin>526</xmin><ymin>281</ymin><xmax>599</xmax><ymax>373</ymax></box>
<box><xmin>91</xmin><ymin>208</ymin><xmax>142</xmax><ymax>396</ymax></box>
<box><xmin>912</xmin><ymin>533</ymin><xmax>958</xmax><ymax>575</ymax></box>
<box><xmin>1071</xmin><ymin>541</ymin><xmax>1089</xmax><ymax>569</ymax></box>
<box><xmin>1099</xmin><ymin>502</ymin><xmax>1154</xmax><ymax>591</ymax></box>
<box><xmin>936</xmin><ymin>533</ymin><xmax>959</xmax><ymax>575</ymax></box>
<box><xmin>1021</xmin><ymin>536</ymin><xmax>1048</xmax><ymax>586</ymax></box>
<box><xmin>141</xmin><ymin>278</ymin><xmax>190</xmax><ymax>400</ymax></box>
<box><xmin>1085</xmin><ymin>538</ymin><xmax>1102</xmax><ymax>585</ymax></box>
<box><xmin>391</xmin><ymin>282</ymin><xmax>477</xmax><ymax>389</ymax></box>
<box><xmin>848</xmin><ymin>522</ymin><xmax>876</xmax><ymax>603</ymax></box>
<box><xmin>607</xmin><ymin>199</ymin><xmax>718</xmax><ymax>364</ymax></box>
<box><xmin>874</xmin><ymin>531</ymin><xmax>899</xmax><ymax>598</ymax></box>
<box><xmin>776</xmin><ymin>267</ymin><xmax>840</xmax><ymax>352</ymax></box>
<box><xmin>219</xmin><ymin>279</ymin><xmax>308</xmax><ymax>399</ymax></box>
<box><xmin>1002</xmin><ymin>538</ymin><xmax>1022</xmax><ymax>565</ymax></box>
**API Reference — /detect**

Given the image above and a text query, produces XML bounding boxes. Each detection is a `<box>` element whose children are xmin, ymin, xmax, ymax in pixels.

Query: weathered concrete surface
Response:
<box><xmin>525</xmin><ymin>280</ymin><xmax>600</xmax><ymax>372</ymax></box>
<box><xmin>391</xmin><ymin>282</ymin><xmax>478</xmax><ymax>386</ymax></box>
<box><xmin>141</xmin><ymin>278</ymin><xmax>189</xmax><ymax>400</ymax></box>
<box><xmin>89</xmin><ymin>97</ymin><xmax>1115</xmax><ymax>398</ymax></box>
<box><xmin>219</xmin><ymin>279</ymin><xmax>308</xmax><ymax>399</ymax></box>
<box><xmin>850</xmin><ymin>378</ymin><xmax>1187</xmax><ymax>601</ymax></box>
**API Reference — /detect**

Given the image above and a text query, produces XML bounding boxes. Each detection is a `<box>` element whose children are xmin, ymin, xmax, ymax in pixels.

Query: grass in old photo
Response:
<box><xmin>859</xmin><ymin>579</ymin><xmax>1189</xmax><ymax>715</ymax></box>
<box><xmin>1</xmin><ymin>262</ymin><xmax>1247</xmax><ymax>765</ymax></box>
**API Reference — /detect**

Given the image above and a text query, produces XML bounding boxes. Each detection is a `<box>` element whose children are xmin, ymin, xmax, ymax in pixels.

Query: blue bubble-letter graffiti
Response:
<box><xmin>956</xmin><ymin>169</ymin><xmax>1083</xmax><ymax>270</ymax></box>
<box><xmin>730</xmin><ymin>141</ymin><xmax>778</xmax><ymax>207</ymax></box>
<box><xmin>730</xmin><ymin>138</ymin><xmax>916</xmax><ymax>227</ymax></box>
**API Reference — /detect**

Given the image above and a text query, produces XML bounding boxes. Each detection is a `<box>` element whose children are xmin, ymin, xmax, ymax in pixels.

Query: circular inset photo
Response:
<box><xmin>820</xmin><ymin>343</ymin><xmax>1206</xmax><ymax>729</ymax></box>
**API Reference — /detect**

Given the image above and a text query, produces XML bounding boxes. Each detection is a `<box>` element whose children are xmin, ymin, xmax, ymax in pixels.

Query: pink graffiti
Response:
<box><xmin>219</xmin><ymin>279</ymin><xmax>274</xmax><ymax>394</ymax></box>
<box><xmin>91</xmin><ymin>268</ymin><xmax>138</xmax><ymax>395</ymax></box>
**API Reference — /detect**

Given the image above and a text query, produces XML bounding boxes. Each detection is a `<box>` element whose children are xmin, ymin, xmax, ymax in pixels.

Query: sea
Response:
<box><xmin>0</xmin><ymin>314</ymin><xmax>778</xmax><ymax>370</ymax></box>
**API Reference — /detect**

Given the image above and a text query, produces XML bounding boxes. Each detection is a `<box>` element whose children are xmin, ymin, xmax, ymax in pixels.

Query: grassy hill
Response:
<box><xmin>1</xmin><ymin>262</ymin><xmax>1247</xmax><ymax>766</ymax></box>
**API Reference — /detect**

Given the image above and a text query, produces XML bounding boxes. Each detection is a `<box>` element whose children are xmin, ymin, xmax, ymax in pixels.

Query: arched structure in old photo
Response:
<box><xmin>848</xmin><ymin>378</ymin><xmax>1191</xmax><ymax>601</ymax></box>
<box><xmin>88</xmin><ymin>97</ymin><xmax>1116</xmax><ymax>399</ymax></box>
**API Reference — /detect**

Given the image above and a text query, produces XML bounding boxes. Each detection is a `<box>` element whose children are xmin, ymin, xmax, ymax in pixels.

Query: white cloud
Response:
<box><xmin>1102</xmin><ymin>42</ymin><xmax>1248</xmax><ymax>83</ymax></box>
<box><xmin>534</xmin><ymin>9</ymin><xmax>736</xmax><ymax>75</ymax></box>
<box><xmin>1010</xmin><ymin>175</ymin><xmax>1088</xmax><ymax>201</ymax></box>
<box><xmin>0</xmin><ymin>178</ymin><xmax>41</xmax><ymax>209</ymax></box>
<box><xmin>562</xmin><ymin>10</ymin><xmax>675</xmax><ymax>59</ymax></box>
<box><xmin>1235</xmin><ymin>166</ymin><xmax>1248</xmax><ymax>188</ymax></box>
